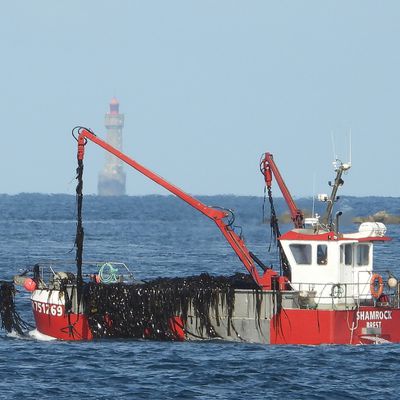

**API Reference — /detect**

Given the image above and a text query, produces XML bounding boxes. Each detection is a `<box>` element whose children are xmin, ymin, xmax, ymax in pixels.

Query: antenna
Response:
<box><xmin>331</xmin><ymin>131</ymin><xmax>337</xmax><ymax>162</ymax></box>
<box><xmin>331</xmin><ymin>131</ymin><xmax>341</xmax><ymax>171</ymax></box>
<box><xmin>312</xmin><ymin>173</ymin><xmax>316</xmax><ymax>217</ymax></box>
<box><xmin>348</xmin><ymin>128</ymin><xmax>352</xmax><ymax>167</ymax></box>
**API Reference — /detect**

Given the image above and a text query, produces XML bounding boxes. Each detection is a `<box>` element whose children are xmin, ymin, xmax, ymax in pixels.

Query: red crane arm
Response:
<box><xmin>261</xmin><ymin>152</ymin><xmax>304</xmax><ymax>229</ymax></box>
<box><xmin>77</xmin><ymin>128</ymin><xmax>277</xmax><ymax>289</ymax></box>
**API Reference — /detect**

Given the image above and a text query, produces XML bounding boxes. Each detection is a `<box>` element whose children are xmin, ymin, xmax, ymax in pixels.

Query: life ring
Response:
<box><xmin>331</xmin><ymin>284</ymin><xmax>344</xmax><ymax>298</ymax></box>
<box><xmin>370</xmin><ymin>273</ymin><xmax>384</xmax><ymax>299</ymax></box>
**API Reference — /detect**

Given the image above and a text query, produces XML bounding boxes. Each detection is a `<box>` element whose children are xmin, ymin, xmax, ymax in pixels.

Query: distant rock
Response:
<box><xmin>353</xmin><ymin>210</ymin><xmax>400</xmax><ymax>224</ymax></box>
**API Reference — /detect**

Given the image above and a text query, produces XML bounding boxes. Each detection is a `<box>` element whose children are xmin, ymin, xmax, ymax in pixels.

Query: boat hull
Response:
<box><xmin>31</xmin><ymin>289</ymin><xmax>92</xmax><ymax>340</ymax></box>
<box><xmin>271</xmin><ymin>308</ymin><xmax>399</xmax><ymax>345</ymax></box>
<box><xmin>31</xmin><ymin>288</ymin><xmax>400</xmax><ymax>344</ymax></box>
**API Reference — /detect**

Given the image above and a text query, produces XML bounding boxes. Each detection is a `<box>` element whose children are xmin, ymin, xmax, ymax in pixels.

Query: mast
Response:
<box><xmin>321</xmin><ymin>160</ymin><xmax>351</xmax><ymax>227</ymax></box>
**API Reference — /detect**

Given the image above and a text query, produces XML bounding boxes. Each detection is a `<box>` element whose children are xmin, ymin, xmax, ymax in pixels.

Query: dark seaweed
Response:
<box><xmin>83</xmin><ymin>272</ymin><xmax>259</xmax><ymax>340</ymax></box>
<box><xmin>0</xmin><ymin>281</ymin><xmax>32</xmax><ymax>335</ymax></box>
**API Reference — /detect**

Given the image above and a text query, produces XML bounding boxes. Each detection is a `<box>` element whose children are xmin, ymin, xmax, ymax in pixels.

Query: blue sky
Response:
<box><xmin>0</xmin><ymin>1</ymin><xmax>399</xmax><ymax>197</ymax></box>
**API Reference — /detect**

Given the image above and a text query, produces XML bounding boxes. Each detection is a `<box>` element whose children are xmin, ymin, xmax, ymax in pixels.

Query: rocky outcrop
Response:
<box><xmin>353</xmin><ymin>211</ymin><xmax>400</xmax><ymax>224</ymax></box>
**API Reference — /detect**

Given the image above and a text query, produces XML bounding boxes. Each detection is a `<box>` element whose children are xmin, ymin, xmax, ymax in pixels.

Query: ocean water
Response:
<box><xmin>0</xmin><ymin>194</ymin><xmax>399</xmax><ymax>400</ymax></box>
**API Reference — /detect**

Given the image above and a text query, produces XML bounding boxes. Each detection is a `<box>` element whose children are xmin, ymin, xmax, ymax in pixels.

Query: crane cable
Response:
<box><xmin>262</xmin><ymin>176</ymin><xmax>291</xmax><ymax>281</ymax></box>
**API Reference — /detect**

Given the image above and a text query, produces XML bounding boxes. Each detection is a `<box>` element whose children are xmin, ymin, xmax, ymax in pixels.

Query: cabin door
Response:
<box><xmin>339</xmin><ymin>243</ymin><xmax>354</xmax><ymax>299</ymax></box>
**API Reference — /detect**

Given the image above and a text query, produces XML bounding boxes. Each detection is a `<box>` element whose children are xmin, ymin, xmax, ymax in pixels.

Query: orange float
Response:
<box><xmin>370</xmin><ymin>273</ymin><xmax>384</xmax><ymax>299</ymax></box>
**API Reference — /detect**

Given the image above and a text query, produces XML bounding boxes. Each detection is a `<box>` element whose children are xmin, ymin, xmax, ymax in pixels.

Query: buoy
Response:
<box><xmin>24</xmin><ymin>278</ymin><xmax>37</xmax><ymax>292</ymax></box>
<box><xmin>388</xmin><ymin>276</ymin><xmax>398</xmax><ymax>288</ymax></box>
<box><xmin>370</xmin><ymin>273</ymin><xmax>383</xmax><ymax>299</ymax></box>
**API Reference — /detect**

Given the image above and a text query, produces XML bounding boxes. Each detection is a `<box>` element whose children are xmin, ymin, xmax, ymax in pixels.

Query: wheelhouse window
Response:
<box><xmin>340</xmin><ymin>244</ymin><xmax>353</xmax><ymax>266</ymax></box>
<box><xmin>317</xmin><ymin>245</ymin><xmax>328</xmax><ymax>265</ymax></box>
<box><xmin>357</xmin><ymin>244</ymin><xmax>370</xmax><ymax>266</ymax></box>
<box><xmin>290</xmin><ymin>244</ymin><xmax>312</xmax><ymax>265</ymax></box>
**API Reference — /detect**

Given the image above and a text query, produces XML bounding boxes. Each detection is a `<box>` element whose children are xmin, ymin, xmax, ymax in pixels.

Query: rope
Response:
<box><xmin>346</xmin><ymin>308</ymin><xmax>359</xmax><ymax>344</ymax></box>
<box><xmin>98</xmin><ymin>263</ymin><xmax>119</xmax><ymax>284</ymax></box>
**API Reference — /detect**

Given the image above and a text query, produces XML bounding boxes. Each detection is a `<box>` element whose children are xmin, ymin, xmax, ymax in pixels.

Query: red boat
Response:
<box><xmin>14</xmin><ymin>127</ymin><xmax>400</xmax><ymax>344</ymax></box>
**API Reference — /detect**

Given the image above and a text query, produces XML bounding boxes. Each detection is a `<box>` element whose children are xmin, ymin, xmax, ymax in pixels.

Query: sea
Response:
<box><xmin>0</xmin><ymin>194</ymin><xmax>399</xmax><ymax>400</ymax></box>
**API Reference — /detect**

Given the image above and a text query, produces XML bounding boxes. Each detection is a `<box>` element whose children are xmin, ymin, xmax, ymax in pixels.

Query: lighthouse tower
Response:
<box><xmin>98</xmin><ymin>97</ymin><xmax>126</xmax><ymax>196</ymax></box>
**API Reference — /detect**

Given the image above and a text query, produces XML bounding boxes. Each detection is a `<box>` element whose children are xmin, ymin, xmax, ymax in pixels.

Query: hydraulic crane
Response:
<box><xmin>260</xmin><ymin>152</ymin><xmax>304</xmax><ymax>229</ymax></box>
<box><xmin>74</xmin><ymin>127</ymin><xmax>278</xmax><ymax>290</ymax></box>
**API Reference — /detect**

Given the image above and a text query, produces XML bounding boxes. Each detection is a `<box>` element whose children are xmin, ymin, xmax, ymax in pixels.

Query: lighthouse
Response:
<box><xmin>98</xmin><ymin>97</ymin><xmax>127</xmax><ymax>196</ymax></box>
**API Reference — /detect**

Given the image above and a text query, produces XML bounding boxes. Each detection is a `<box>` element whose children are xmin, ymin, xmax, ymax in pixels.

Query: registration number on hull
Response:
<box><xmin>32</xmin><ymin>301</ymin><xmax>63</xmax><ymax>317</ymax></box>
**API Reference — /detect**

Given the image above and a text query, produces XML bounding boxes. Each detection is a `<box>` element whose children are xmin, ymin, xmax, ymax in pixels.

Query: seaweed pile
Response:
<box><xmin>0</xmin><ymin>281</ymin><xmax>32</xmax><ymax>335</ymax></box>
<box><xmin>83</xmin><ymin>272</ymin><xmax>259</xmax><ymax>340</ymax></box>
